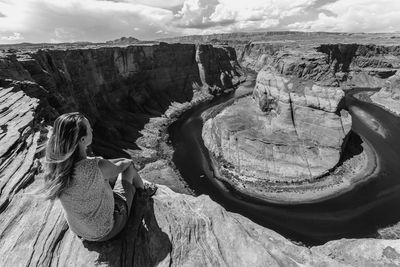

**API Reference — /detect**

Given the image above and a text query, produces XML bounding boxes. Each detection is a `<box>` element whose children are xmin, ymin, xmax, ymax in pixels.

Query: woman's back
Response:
<box><xmin>42</xmin><ymin>112</ymin><xmax>152</xmax><ymax>242</ymax></box>
<box><xmin>59</xmin><ymin>157</ymin><xmax>114</xmax><ymax>241</ymax></box>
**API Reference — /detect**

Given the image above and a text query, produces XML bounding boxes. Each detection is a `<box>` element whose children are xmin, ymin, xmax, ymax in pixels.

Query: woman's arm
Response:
<box><xmin>97</xmin><ymin>158</ymin><xmax>132</xmax><ymax>181</ymax></box>
<box><xmin>108</xmin><ymin>158</ymin><xmax>127</xmax><ymax>164</ymax></box>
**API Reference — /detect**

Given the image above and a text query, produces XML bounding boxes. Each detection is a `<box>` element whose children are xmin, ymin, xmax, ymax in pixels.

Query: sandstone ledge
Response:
<box><xmin>2</xmin><ymin>182</ymin><xmax>399</xmax><ymax>266</ymax></box>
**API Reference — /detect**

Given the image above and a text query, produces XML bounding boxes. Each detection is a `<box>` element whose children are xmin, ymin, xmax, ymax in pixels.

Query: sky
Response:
<box><xmin>0</xmin><ymin>0</ymin><xmax>399</xmax><ymax>44</ymax></box>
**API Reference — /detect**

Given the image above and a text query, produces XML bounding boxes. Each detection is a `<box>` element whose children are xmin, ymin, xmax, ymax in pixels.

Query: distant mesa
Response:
<box><xmin>106</xmin><ymin>36</ymin><xmax>140</xmax><ymax>45</ymax></box>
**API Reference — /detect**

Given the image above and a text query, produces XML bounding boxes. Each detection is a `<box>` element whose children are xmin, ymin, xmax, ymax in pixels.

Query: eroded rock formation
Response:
<box><xmin>202</xmin><ymin>43</ymin><xmax>400</xmax><ymax>203</ymax></box>
<box><xmin>371</xmin><ymin>72</ymin><xmax>400</xmax><ymax>116</ymax></box>
<box><xmin>0</xmin><ymin>44</ymin><xmax>242</xmax><ymax>158</ymax></box>
<box><xmin>203</xmin><ymin>66</ymin><xmax>351</xmax><ymax>183</ymax></box>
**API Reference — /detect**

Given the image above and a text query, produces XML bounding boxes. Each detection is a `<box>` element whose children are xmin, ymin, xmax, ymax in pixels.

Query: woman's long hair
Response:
<box><xmin>41</xmin><ymin>112</ymin><xmax>88</xmax><ymax>200</ymax></box>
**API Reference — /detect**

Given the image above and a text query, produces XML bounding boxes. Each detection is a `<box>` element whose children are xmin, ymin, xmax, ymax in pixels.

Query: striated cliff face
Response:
<box><xmin>0</xmin><ymin>43</ymin><xmax>253</xmax><ymax>266</ymax></box>
<box><xmin>0</xmin><ymin>44</ymin><xmax>242</xmax><ymax>158</ymax></box>
<box><xmin>0</xmin><ymin>42</ymin><xmax>243</xmax><ymax>210</ymax></box>
<box><xmin>0</xmin><ymin>80</ymin><xmax>48</xmax><ymax>212</ymax></box>
<box><xmin>196</xmin><ymin>45</ymin><xmax>242</xmax><ymax>93</ymax></box>
<box><xmin>239</xmin><ymin>42</ymin><xmax>400</xmax><ymax>88</ymax></box>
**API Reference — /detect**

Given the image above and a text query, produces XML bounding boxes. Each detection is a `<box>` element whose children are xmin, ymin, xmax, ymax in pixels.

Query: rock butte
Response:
<box><xmin>204</xmin><ymin>67</ymin><xmax>350</xmax><ymax>177</ymax></box>
<box><xmin>202</xmin><ymin>42</ymin><xmax>398</xmax><ymax>203</ymax></box>
<box><xmin>1</xmin><ymin>32</ymin><xmax>400</xmax><ymax>266</ymax></box>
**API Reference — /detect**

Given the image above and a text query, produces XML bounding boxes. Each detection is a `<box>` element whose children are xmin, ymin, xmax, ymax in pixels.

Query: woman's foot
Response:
<box><xmin>144</xmin><ymin>183</ymin><xmax>158</xmax><ymax>197</ymax></box>
<box><xmin>137</xmin><ymin>183</ymin><xmax>158</xmax><ymax>198</ymax></box>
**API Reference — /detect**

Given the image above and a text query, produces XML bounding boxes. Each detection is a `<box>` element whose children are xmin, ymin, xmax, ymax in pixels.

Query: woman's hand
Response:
<box><xmin>97</xmin><ymin>158</ymin><xmax>133</xmax><ymax>181</ymax></box>
<box><xmin>114</xmin><ymin>158</ymin><xmax>133</xmax><ymax>169</ymax></box>
<box><xmin>109</xmin><ymin>158</ymin><xmax>128</xmax><ymax>164</ymax></box>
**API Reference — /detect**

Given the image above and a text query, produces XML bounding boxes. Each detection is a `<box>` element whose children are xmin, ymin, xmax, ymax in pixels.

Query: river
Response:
<box><xmin>168</xmin><ymin>74</ymin><xmax>400</xmax><ymax>246</ymax></box>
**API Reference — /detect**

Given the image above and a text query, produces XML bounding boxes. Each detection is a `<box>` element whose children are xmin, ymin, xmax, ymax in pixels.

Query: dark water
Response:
<box><xmin>168</xmin><ymin>79</ymin><xmax>400</xmax><ymax>246</ymax></box>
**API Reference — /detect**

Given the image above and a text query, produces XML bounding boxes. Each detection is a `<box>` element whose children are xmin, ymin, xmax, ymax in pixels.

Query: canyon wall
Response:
<box><xmin>0</xmin><ymin>43</ymin><xmax>247</xmax><ymax>266</ymax></box>
<box><xmin>0</xmin><ymin>44</ymin><xmax>242</xmax><ymax>158</ymax></box>
<box><xmin>0</xmin><ymin>42</ymin><xmax>243</xmax><ymax>210</ymax></box>
<box><xmin>238</xmin><ymin>42</ymin><xmax>400</xmax><ymax>88</ymax></box>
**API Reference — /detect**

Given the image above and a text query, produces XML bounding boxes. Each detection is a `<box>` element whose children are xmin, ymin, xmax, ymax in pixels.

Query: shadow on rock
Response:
<box><xmin>83</xmin><ymin>195</ymin><xmax>171</xmax><ymax>267</ymax></box>
<box><xmin>339</xmin><ymin>131</ymin><xmax>364</xmax><ymax>163</ymax></box>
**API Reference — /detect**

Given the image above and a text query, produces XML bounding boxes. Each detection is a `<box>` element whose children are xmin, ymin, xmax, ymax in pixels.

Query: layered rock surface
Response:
<box><xmin>0</xmin><ymin>44</ymin><xmax>242</xmax><ymax>159</ymax></box>
<box><xmin>3</xmin><ymin>182</ymin><xmax>400</xmax><ymax>267</ymax></box>
<box><xmin>239</xmin><ymin>43</ymin><xmax>400</xmax><ymax>89</ymax></box>
<box><xmin>0</xmin><ymin>43</ymin><xmax>243</xmax><ymax>210</ymax></box>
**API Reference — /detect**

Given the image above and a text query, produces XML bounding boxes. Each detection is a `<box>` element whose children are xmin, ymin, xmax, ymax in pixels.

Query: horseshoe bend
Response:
<box><xmin>202</xmin><ymin>48</ymin><xmax>376</xmax><ymax>204</ymax></box>
<box><xmin>2</xmin><ymin>33</ymin><xmax>400</xmax><ymax>266</ymax></box>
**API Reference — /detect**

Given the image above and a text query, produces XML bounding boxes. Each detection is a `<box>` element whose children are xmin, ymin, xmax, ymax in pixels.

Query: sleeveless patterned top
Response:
<box><xmin>59</xmin><ymin>157</ymin><xmax>114</xmax><ymax>241</ymax></box>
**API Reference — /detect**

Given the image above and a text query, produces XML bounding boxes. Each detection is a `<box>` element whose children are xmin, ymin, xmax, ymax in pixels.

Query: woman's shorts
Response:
<box><xmin>96</xmin><ymin>177</ymin><xmax>135</xmax><ymax>242</ymax></box>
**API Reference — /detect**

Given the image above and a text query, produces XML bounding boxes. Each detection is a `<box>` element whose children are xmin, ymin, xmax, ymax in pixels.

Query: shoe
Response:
<box><xmin>143</xmin><ymin>183</ymin><xmax>158</xmax><ymax>197</ymax></box>
<box><xmin>137</xmin><ymin>183</ymin><xmax>158</xmax><ymax>198</ymax></box>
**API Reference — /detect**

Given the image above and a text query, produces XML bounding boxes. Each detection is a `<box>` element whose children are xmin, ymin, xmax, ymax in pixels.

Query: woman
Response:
<box><xmin>41</xmin><ymin>112</ymin><xmax>157</xmax><ymax>241</ymax></box>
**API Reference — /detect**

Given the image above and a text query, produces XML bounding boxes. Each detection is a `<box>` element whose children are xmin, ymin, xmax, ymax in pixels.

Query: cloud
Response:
<box><xmin>156</xmin><ymin>29</ymin><xmax>169</xmax><ymax>34</ymax></box>
<box><xmin>174</xmin><ymin>0</ymin><xmax>316</xmax><ymax>33</ymax></box>
<box><xmin>174</xmin><ymin>0</ymin><xmax>220</xmax><ymax>28</ymax></box>
<box><xmin>0</xmin><ymin>32</ymin><xmax>24</xmax><ymax>41</ymax></box>
<box><xmin>0</xmin><ymin>0</ymin><xmax>177</xmax><ymax>43</ymax></box>
<box><xmin>288</xmin><ymin>0</ymin><xmax>400</xmax><ymax>32</ymax></box>
<box><xmin>0</xmin><ymin>0</ymin><xmax>399</xmax><ymax>44</ymax></box>
<box><xmin>122</xmin><ymin>0</ymin><xmax>185</xmax><ymax>9</ymax></box>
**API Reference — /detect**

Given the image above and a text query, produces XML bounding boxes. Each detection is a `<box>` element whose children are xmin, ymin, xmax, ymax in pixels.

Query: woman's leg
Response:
<box><xmin>114</xmin><ymin>172</ymin><xmax>136</xmax><ymax>216</ymax></box>
<box><xmin>121</xmin><ymin>162</ymin><xmax>157</xmax><ymax>198</ymax></box>
<box><xmin>121</xmin><ymin>163</ymin><xmax>144</xmax><ymax>189</ymax></box>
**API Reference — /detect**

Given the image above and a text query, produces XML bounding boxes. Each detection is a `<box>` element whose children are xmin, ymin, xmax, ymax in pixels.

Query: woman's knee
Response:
<box><xmin>121</xmin><ymin>164</ymin><xmax>134</xmax><ymax>183</ymax></box>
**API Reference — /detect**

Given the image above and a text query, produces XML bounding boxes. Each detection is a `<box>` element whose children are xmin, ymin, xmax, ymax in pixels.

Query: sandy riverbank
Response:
<box><xmin>131</xmin><ymin>74</ymin><xmax>247</xmax><ymax>194</ymax></box>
